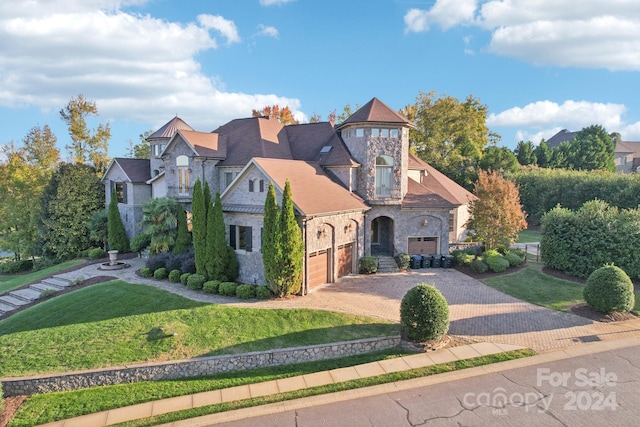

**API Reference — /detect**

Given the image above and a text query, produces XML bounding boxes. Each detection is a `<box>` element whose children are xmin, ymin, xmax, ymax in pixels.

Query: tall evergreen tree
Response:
<box><xmin>207</xmin><ymin>192</ymin><xmax>233</xmax><ymax>280</ymax></box>
<box><xmin>173</xmin><ymin>204</ymin><xmax>191</xmax><ymax>254</ymax></box>
<box><xmin>191</xmin><ymin>178</ymin><xmax>207</xmax><ymax>276</ymax></box>
<box><xmin>262</xmin><ymin>182</ymin><xmax>281</xmax><ymax>293</ymax></box>
<box><xmin>107</xmin><ymin>187</ymin><xmax>130</xmax><ymax>252</ymax></box>
<box><xmin>278</xmin><ymin>180</ymin><xmax>304</xmax><ymax>296</ymax></box>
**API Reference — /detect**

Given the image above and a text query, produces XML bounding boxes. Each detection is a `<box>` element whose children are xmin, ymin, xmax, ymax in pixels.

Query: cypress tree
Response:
<box><xmin>191</xmin><ymin>178</ymin><xmax>207</xmax><ymax>276</ymax></box>
<box><xmin>173</xmin><ymin>204</ymin><xmax>191</xmax><ymax>254</ymax></box>
<box><xmin>279</xmin><ymin>180</ymin><xmax>304</xmax><ymax>296</ymax></box>
<box><xmin>206</xmin><ymin>192</ymin><xmax>230</xmax><ymax>280</ymax></box>
<box><xmin>107</xmin><ymin>187</ymin><xmax>130</xmax><ymax>252</ymax></box>
<box><xmin>262</xmin><ymin>182</ymin><xmax>281</xmax><ymax>294</ymax></box>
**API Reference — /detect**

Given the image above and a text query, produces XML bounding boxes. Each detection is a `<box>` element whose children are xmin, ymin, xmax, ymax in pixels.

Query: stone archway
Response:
<box><xmin>370</xmin><ymin>216</ymin><xmax>394</xmax><ymax>256</ymax></box>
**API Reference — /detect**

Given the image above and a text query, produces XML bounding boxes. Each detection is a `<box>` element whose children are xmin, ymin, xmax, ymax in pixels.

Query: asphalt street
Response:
<box><xmin>178</xmin><ymin>339</ymin><xmax>640</xmax><ymax>427</ymax></box>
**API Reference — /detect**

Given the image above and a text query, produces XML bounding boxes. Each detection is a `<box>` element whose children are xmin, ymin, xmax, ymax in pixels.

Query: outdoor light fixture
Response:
<box><xmin>422</xmin><ymin>218</ymin><xmax>429</xmax><ymax>227</ymax></box>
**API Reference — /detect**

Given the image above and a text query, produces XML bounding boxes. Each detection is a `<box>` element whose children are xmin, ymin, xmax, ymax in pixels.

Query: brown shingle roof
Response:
<box><xmin>178</xmin><ymin>130</ymin><xmax>226</xmax><ymax>158</ymax></box>
<box><xmin>337</xmin><ymin>97</ymin><xmax>410</xmax><ymax>128</ymax></box>
<box><xmin>215</xmin><ymin>117</ymin><xmax>292</xmax><ymax>166</ymax></box>
<box><xmin>285</xmin><ymin>122</ymin><xmax>359</xmax><ymax>167</ymax></box>
<box><xmin>252</xmin><ymin>158</ymin><xmax>368</xmax><ymax>216</ymax></box>
<box><xmin>148</xmin><ymin>116</ymin><xmax>194</xmax><ymax>140</ymax></box>
<box><xmin>402</xmin><ymin>153</ymin><xmax>476</xmax><ymax>208</ymax></box>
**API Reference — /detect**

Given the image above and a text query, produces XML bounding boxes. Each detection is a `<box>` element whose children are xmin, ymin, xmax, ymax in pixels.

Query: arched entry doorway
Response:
<box><xmin>371</xmin><ymin>216</ymin><xmax>394</xmax><ymax>256</ymax></box>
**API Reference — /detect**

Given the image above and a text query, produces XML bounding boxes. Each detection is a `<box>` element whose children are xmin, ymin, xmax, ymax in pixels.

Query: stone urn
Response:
<box><xmin>108</xmin><ymin>250</ymin><xmax>119</xmax><ymax>266</ymax></box>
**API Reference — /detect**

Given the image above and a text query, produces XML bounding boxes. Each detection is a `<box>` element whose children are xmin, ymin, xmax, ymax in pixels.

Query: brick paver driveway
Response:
<box><xmin>234</xmin><ymin>269</ymin><xmax>640</xmax><ymax>353</ymax></box>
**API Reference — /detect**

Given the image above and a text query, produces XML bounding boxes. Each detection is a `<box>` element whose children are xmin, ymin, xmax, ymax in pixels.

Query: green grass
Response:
<box><xmin>9</xmin><ymin>348</ymin><xmax>413</xmax><ymax>427</ymax></box>
<box><xmin>482</xmin><ymin>262</ymin><xmax>640</xmax><ymax>314</ymax></box>
<box><xmin>0</xmin><ymin>281</ymin><xmax>397</xmax><ymax>377</ymax></box>
<box><xmin>108</xmin><ymin>349</ymin><xmax>535</xmax><ymax>427</ymax></box>
<box><xmin>516</xmin><ymin>229</ymin><xmax>541</xmax><ymax>243</ymax></box>
<box><xmin>0</xmin><ymin>259</ymin><xmax>86</xmax><ymax>294</ymax></box>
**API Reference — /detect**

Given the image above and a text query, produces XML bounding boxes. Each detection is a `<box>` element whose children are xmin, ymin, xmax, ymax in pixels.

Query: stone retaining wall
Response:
<box><xmin>1</xmin><ymin>336</ymin><xmax>400</xmax><ymax>397</ymax></box>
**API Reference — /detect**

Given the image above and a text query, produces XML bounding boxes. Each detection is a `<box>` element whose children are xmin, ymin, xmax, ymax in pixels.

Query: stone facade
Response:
<box><xmin>1</xmin><ymin>336</ymin><xmax>400</xmax><ymax>397</ymax></box>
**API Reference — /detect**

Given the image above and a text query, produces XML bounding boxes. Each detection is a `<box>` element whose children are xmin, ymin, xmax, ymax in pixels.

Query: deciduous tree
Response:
<box><xmin>252</xmin><ymin>105</ymin><xmax>299</xmax><ymax>125</ymax></box>
<box><xmin>467</xmin><ymin>170</ymin><xmax>527</xmax><ymax>250</ymax></box>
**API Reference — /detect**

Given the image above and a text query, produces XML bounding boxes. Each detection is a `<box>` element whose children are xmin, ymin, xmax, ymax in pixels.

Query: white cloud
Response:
<box><xmin>404</xmin><ymin>0</ymin><xmax>640</xmax><ymax>71</ymax></box>
<box><xmin>259</xmin><ymin>0</ymin><xmax>295</xmax><ymax>6</ymax></box>
<box><xmin>0</xmin><ymin>0</ymin><xmax>302</xmax><ymax>137</ymax></box>
<box><xmin>197</xmin><ymin>14</ymin><xmax>240</xmax><ymax>45</ymax></box>
<box><xmin>257</xmin><ymin>24</ymin><xmax>279</xmax><ymax>38</ymax></box>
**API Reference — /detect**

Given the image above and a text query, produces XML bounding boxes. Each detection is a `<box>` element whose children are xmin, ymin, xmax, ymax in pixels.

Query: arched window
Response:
<box><xmin>375</xmin><ymin>155</ymin><xmax>393</xmax><ymax>197</ymax></box>
<box><xmin>176</xmin><ymin>155</ymin><xmax>189</xmax><ymax>195</ymax></box>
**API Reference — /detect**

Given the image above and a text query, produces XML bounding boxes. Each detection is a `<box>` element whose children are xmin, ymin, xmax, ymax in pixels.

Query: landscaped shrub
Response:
<box><xmin>153</xmin><ymin>267</ymin><xmax>168</xmax><ymax>280</ymax></box>
<box><xmin>400</xmin><ymin>283</ymin><xmax>450</xmax><ymax>342</ymax></box>
<box><xmin>139</xmin><ymin>267</ymin><xmax>153</xmax><ymax>278</ymax></box>
<box><xmin>0</xmin><ymin>259</ymin><xmax>33</xmax><ymax>274</ymax></box>
<box><xmin>219</xmin><ymin>281</ymin><xmax>238</xmax><ymax>296</ymax></box>
<box><xmin>509</xmin><ymin>247</ymin><xmax>526</xmax><ymax>260</ymax></box>
<box><xmin>203</xmin><ymin>280</ymin><xmax>221</xmax><ymax>294</ymax></box>
<box><xmin>395</xmin><ymin>253</ymin><xmax>411</xmax><ymax>270</ymax></box>
<box><xmin>452</xmin><ymin>250</ymin><xmax>475</xmax><ymax>266</ymax></box>
<box><xmin>88</xmin><ymin>248</ymin><xmax>106</xmax><ymax>259</ymax></box>
<box><xmin>180</xmin><ymin>273</ymin><xmax>191</xmax><ymax>285</ymax></box>
<box><xmin>186</xmin><ymin>274</ymin><xmax>206</xmax><ymax>290</ymax></box>
<box><xmin>146</xmin><ymin>253</ymin><xmax>169</xmax><ymax>272</ymax></box>
<box><xmin>505</xmin><ymin>252</ymin><xmax>524</xmax><ymax>267</ymax></box>
<box><xmin>168</xmin><ymin>269</ymin><xmax>182</xmax><ymax>283</ymax></box>
<box><xmin>359</xmin><ymin>256</ymin><xmax>378</xmax><ymax>274</ymax></box>
<box><xmin>130</xmin><ymin>233</ymin><xmax>151</xmax><ymax>253</ymax></box>
<box><xmin>470</xmin><ymin>258</ymin><xmax>488</xmax><ymax>273</ymax></box>
<box><xmin>236</xmin><ymin>284</ymin><xmax>256</xmax><ymax>299</ymax></box>
<box><xmin>256</xmin><ymin>285</ymin><xmax>272</xmax><ymax>299</ymax></box>
<box><xmin>485</xmin><ymin>254</ymin><xmax>510</xmax><ymax>273</ymax></box>
<box><xmin>584</xmin><ymin>265</ymin><xmax>635</xmax><ymax>313</ymax></box>
<box><xmin>180</xmin><ymin>257</ymin><xmax>196</xmax><ymax>274</ymax></box>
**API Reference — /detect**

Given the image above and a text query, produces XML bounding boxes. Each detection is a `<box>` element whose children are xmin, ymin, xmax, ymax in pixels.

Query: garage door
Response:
<box><xmin>408</xmin><ymin>237</ymin><xmax>438</xmax><ymax>255</ymax></box>
<box><xmin>308</xmin><ymin>249</ymin><xmax>329</xmax><ymax>289</ymax></box>
<box><xmin>337</xmin><ymin>242</ymin><xmax>354</xmax><ymax>278</ymax></box>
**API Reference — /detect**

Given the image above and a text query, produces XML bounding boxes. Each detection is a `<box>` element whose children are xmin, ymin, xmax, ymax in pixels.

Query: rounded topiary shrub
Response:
<box><xmin>470</xmin><ymin>259</ymin><xmax>488</xmax><ymax>273</ymax></box>
<box><xmin>153</xmin><ymin>267</ymin><xmax>168</xmax><ymax>280</ymax></box>
<box><xmin>186</xmin><ymin>274</ymin><xmax>206</xmax><ymax>290</ymax></box>
<box><xmin>400</xmin><ymin>283</ymin><xmax>450</xmax><ymax>342</ymax></box>
<box><xmin>168</xmin><ymin>269</ymin><xmax>182</xmax><ymax>283</ymax></box>
<box><xmin>256</xmin><ymin>286</ymin><xmax>272</xmax><ymax>299</ymax></box>
<box><xmin>359</xmin><ymin>256</ymin><xmax>378</xmax><ymax>274</ymax></box>
<box><xmin>203</xmin><ymin>280</ymin><xmax>220</xmax><ymax>294</ymax></box>
<box><xmin>139</xmin><ymin>267</ymin><xmax>153</xmax><ymax>278</ymax></box>
<box><xmin>504</xmin><ymin>252</ymin><xmax>523</xmax><ymax>267</ymax></box>
<box><xmin>180</xmin><ymin>273</ymin><xmax>191</xmax><ymax>285</ymax></box>
<box><xmin>219</xmin><ymin>282</ymin><xmax>238</xmax><ymax>296</ymax></box>
<box><xmin>485</xmin><ymin>254</ymin><xmax>510</xmax><ymax>273</ymax></box>
<box><xmin>584</xmin><ymin>265</ymin><xmax>635</xmax><ymax>313</ymax></box>
<box><xmin>88</xmin><ymin>248</ymin><xmax>106</xmax><ymax>260</ymax></box>
<box><xmin>236</xmin><ymin>284</ymin><xmax>256</xmax><ymax>299</ymax></box>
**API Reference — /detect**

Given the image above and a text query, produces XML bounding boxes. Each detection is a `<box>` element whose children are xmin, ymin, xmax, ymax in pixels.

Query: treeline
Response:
<box><xmin>512</xmin><ymin>168</ymin><xmax>640</xmax><ymax>224</ymax></box>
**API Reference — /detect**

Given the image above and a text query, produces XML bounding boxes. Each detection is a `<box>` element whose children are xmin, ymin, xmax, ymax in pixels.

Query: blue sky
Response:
<box><xmin>1</xmin><ymin>0</ymin><xmax>639</xmax><ymax>159</ymax></box>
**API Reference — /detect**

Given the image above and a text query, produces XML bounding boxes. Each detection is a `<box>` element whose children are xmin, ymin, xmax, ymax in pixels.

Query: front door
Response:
<box><xmin>371</xmin><ymin>216</ymin><xmax>394</xmax><ymax>256</ymax></box>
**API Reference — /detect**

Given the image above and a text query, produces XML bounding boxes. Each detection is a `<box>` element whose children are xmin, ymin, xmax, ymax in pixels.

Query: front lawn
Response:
<box><xmin>0</xmin><ymin>281</ymin><xmax>397</xmax><ymax>377</ymax></box>
<box><xmin>516</xmin><ymin>229</ymin><xmax>541</xmax><ymax>243</ymax></box>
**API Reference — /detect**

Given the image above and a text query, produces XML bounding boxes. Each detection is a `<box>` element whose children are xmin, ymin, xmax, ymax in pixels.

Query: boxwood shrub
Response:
<box><xmin>256</xmin><ymin>286</ymin><xmax>272</xmax><ymax>299</ymax></box>
<box><xmin>395</xmin><ymin>253</ymin><xmax>411</xmax><ymax>270</ymax></box>
<box><xmin>505</xmin><ymin>252</ymin><xmax>523</xmax><ymax>267</ymax></box>
<box><xmin>139</xmin><ymin>267</ymin><xmax>153</xmax><ymax>278</ymax></box>
<box><xmin>400</xmin><ymin>283</ymin><xmax>450</xmax><ymax>342</ymax></box>
<box><xmin>236</xmin><ymin>284</ymin><xmax>256</xmax><ymax>299</ymax></box>
<box><xmin>584</xmin><ymin>265</ymin><xmax>635</xmax><ymax>313</ymax></box>
<box><xmin>153</xmin><ymin>267</ymin><xmax>168</xmax><ymax>280</ymax></box>
<box><xmin>359</xmin><ymin>256</ymin><xmax>378</xmax><ymax>274</ymax></box>
<box><xmin>203</xmin><ymin>280</ymin><xmax>220</xmax><ymax>294</ymax></box>
<box><xmin>168</xmin><ymin>269</ymin><xmax>182</xmax><ymax>283</ymax></box>
<box><xmin>219</xmin><ymin>281</ymin><xmax>238</xmax><ymax>296</ymax></box>
<box><xmin>88</xmin><ymin>248</ymin><xmax>106</xmax><ymax>259</ymax></box>
<box><xmin>180</xmin><ymin>273</ymin><xmax>191</xmax><ymax>285</ymax></box>
<box><xmin>485</xmin><ymin>254</ymin><xmax>510</xmax><ymax>273</ymax></box>
<box><xmin>0</xmin><ymin>259</ymin><xmax>33</xmax><ymax>274</ymax></box>
<box><xmin>186</xmin><ymin>274</ymin><xmax>206</xmax><ymax>290</ymax></box>
<box><xmin>470</xmin><ymin>259</ymin><xmax>488</xmax><ymax>273</ymax></box>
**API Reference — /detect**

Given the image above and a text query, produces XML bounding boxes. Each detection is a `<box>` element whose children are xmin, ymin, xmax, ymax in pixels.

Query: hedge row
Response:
<box><xmin>512</xmin><ymin>168</ymin><xmax>640</xmax><ymax>224</ymax></box>
<box><xmin>541</xmin><ymin>200</ymin><xmax>640</xmax><ymax>279</ymax></box>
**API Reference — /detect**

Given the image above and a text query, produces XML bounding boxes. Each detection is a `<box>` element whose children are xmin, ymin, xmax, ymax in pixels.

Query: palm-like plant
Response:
<box><xmin>140</xmin><ymin>197</ymin><xmax>179</xmax><ymax>254</ymax></box>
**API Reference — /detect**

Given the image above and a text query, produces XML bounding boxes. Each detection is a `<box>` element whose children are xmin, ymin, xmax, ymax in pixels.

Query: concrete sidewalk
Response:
<box><xmin>37</xmin><ymin>341</ymin><xmax>524</xmax><ymax>427</ymax></box>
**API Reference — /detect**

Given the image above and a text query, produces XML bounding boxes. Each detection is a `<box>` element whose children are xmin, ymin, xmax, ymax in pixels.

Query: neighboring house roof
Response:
<box><xmin>101</xmin><ymin>158</ymin><xmax>151</xmax><ymax>183</ymax></box>
<box><xmin>337</xmin><ymin>97</ymin><xmax>410</xmax><ymax>128</ymax></box>
<box><xmin>250</xmin><ymin>158</ymin><xmax>368</xmax><ymax>217</ymax></box>
<box><xmin>402</xmin><ymin>153</ymin><xmax>476</xmax><ymax>209</ymax></box>
<box><xmin>148</xmin><ymin>116</ymin><xmax>194</xmax><ymax>140</ymax></box>
<box><xmin>615</xmin><ymin>140</ymin><xmax>640</xmax><ymax>155</ymax></box>
<box><xmin>546</xmin><ymin>129</ymin><xmax>578</xmax><ymax>148</ymax></box>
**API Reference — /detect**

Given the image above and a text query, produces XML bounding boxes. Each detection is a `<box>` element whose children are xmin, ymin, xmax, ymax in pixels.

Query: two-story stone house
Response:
<box><xmin>102</xmin><ymin>98</ymin><xmax>475</xmax><ymax>294</ymax></box>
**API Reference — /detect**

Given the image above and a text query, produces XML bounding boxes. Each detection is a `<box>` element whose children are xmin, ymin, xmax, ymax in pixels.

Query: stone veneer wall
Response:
<box><xmin>1</xmin><ymin>336</ymin><xmax>400</xmax><ymax>397</ymax></box>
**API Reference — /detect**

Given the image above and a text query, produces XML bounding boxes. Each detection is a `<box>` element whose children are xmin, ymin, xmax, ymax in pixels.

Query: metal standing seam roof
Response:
<box><xmin>147</xmin><ymin>116</ymin><xmax>194</xmax><ymax>140</ymax></box>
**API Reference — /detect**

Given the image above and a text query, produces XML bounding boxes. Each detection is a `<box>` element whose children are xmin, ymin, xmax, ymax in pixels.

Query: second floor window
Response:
<box><xmin>177</xmin><ymin>155</ymin><xmax>189</xmax><ymax>195</ymax></box>
<box><xmin>375</xmin><ymin>155</ymin><xmax>393</xmax><ymax>197</ymax></box>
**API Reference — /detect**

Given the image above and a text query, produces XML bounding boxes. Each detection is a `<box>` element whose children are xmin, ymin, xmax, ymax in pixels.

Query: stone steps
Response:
<box><xmin>0</xmin><ymin>276</ymin><xmax>73</xmax><ymax>316</ymax></box>
<box><xmin>376</xmin><ymin>256</ymin><xmax>400</xmax><ymax>273</ymax></box>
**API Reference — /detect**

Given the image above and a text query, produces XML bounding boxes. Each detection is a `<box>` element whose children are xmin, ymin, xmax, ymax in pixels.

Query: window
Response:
<box><xmin>153</xmin><ymin>144</ymin><xmax>166</xmax><ymax>157</ymax></box>
<box><xmin>621</xmin><ymin>157</ymin><xmax>627</xmax><ymax>166</ymax></box>
<box><xmin>259</xmin><ymin>180</ymin><xmax>265</xmax><ymax>192</ymax></box>
<box><xmin>380</xmin><ymin>128</ymin><xmax>389</xmax><ymax>138</ymax></box>
<box><xmin>249</xmin><ymin>179</ymin><xmax>254</xmax><ymax>192</ymax></box>
<box><xmin>230</xmin><ymin>225</ymin><xmax>252</xmax><ymax>252</ymax></box>
<box><xmin>390</xmin><ymin>129</ymin><xmax>399</xmax><ymax>138</ymax></box>
<box><xmin>371</xmin><ymin>219</ymin><xmax>379</xmax><ymax>244</ymax></box>
<box><xmin>375</xmin><ymin>155</ymin><xmax>393</xmax><ymax>197</ymax></box>
<box><xmin>176</xmin><ymin>155</ymin><xmax>189</xmax><ymax>195</ymax></box>
<box><xmin>449</xmin><ymin>212</ymin><xmax>455</xmax><ymax>232</ymax></box>
<box><xmin>356</xmin><ymin>128</ymin><xmax>364</xmax><ymax>137</ymax></box>
<box><xmin>224</xmin><ymin>172</ymin><xmax>234</xmax><ymax>188</ymax></box>
<box><xmin>113</xmin><ymin>181</ymin><xmax>125</xmax><ymax>203</ymax></box>
<box><xmin>371</xmin><ymin>128</ymin><xmax>380</xmax><ymax>137</ymax></box>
